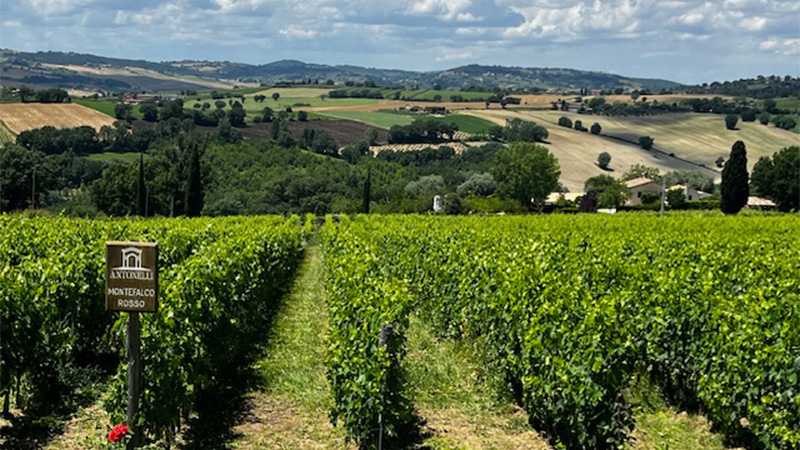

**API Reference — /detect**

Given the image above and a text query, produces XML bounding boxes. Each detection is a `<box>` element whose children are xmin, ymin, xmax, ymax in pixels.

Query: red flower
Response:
<box><xmin>108</xmin><ymin>424</ymin><xmax>129</xmax><ymax>443</ymax></box>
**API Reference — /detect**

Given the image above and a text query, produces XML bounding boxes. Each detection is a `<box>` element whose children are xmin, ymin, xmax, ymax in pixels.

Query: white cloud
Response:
<box><xmin>435</xmin><ymin>50</ymin><xmax>473</xmax><ymax>61</ymax></box>
<box><xmin>760</xmin><ymin>38</ymin><xmax>800</xmax><ymax>55</ymax></box>
<box><xmin>740</xmin><ymin>16</ymin><xmax>767</xmax><ymax>31</ymax></box>
<box><xmin>679</xmin><ymin>12</ymin><xmax>704</xmax><ymax>25</ymax></box>
<box><xmin>678</xmin><ymin>32</ymin><xmax>710</xmax><ymax>41</ymax></box>
<box><xmin>2</xmin><ymin>0</ymin><xmax>799</xmax><ymax>83</ymax></box>
<box><xmin>279</xmin><ymin>26</ymin><xmax>317</xmax><ymax>39</ymax></box>
<box><xmin>407</xmin><ymin>0</ymin><xmax>480</xmax><ymax>22</ymax></box>
<box><xmin>26</xmin><ymin>0</ymin><xmax>96</xmax><ymax>15</ymax></box>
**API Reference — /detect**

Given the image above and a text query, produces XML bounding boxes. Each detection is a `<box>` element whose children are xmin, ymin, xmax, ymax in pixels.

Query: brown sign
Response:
<box><xmin>105</xmin><ymin>242</ymin><xmax>159</xmax><ymax>312</ymax></box>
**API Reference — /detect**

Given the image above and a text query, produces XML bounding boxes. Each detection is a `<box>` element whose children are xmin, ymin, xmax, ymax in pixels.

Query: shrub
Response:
<box><xmin>772</xmin><ymin>115</ymin><xmax>797</xmax><ymax>130</ymax></box>
<box><xmin>725</xmin><ymin>114</ymin><xmax>738</xmax><ymax>130</ymax></box>
<box><xmin>456</xmin><ymin>173</ymin><xmax>496</xmax><ymax>197</ymax></box>
<box><xmin>597</xmin><ymin>152</ymin><xmax>611</xmax><ymax>169</ymax></box>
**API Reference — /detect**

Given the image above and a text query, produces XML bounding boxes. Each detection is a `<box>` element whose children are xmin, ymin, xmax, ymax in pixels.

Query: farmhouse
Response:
<box><xmin>746</xmin><ymin>196</ymin><xmax>776</xmax><ymax>210</ymax></box>
<box><xmin>123</xmin><ymin>93</ymin><xmax>181</xmax><ymax>104</ymax></box>
<box><xmin>123</xmin><ymin>94</ymin><xmax>157</xmax><ymax>105</ymax></box>
<box><xmin>546</xmin><ymin>192</ymin><xmax>584</xmax><ymax>205</ymax></box>
<box><xmin>625</xmin><ymin>177</ymin><xmax>661</xmax><ymax>205</ymax></box>
<box><xmin>668</xmin><ymin>184</ymin><xmax>712</xmax><ymax>201</ymax></box>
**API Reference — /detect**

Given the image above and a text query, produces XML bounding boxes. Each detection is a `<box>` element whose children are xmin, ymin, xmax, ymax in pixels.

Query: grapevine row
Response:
<box><xmin>321</xmin><ymin>215</ymin><xmax>800</xmax><ymax>449</ymax></box>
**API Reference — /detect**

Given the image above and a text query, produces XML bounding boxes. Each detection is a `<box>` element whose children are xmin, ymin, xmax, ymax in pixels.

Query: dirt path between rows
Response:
<box><xmin>230</xmin><ymin>243</ymin><xmax>352</xmax><ymax>449</ymax></box>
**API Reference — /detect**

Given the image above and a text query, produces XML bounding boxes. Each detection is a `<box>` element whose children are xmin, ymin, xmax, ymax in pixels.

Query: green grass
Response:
<box><xmin>73</xmin><ymin>99</ymin><xmax>115</xmax><ymax>117</ymax></box>
<box><xmin>196</xmin><ymin>86</ymin><xmax>264</xmax><ymax>96</ymax></box>
<box><xmin>405</xmin><ymin>316</ymin><xmax>550</xmax><ymax>449</ymax></box>
<box><xmin>84</xmin><ymin>152</ymin><xmax>142</xmax><ymax>164</ymax></box>
<box><xmin>406</xmin><ymin>317</ymin><xmax>509</xmax><ymax>411</ymax></box>
<box><xmin>315</xmin><ymin>110</ymin><xmax>416</xmax><ymax>129</ymax></box>
<box><xmin>434</xmin><ymin>115</ymin><xmax>494</xmax><ymax>134</ymax></box>
<box><xmin>406</xmin><ymin>316</ymin><xmax>731</xmax><ymax>450</ymax></box>
<box><xmin>74</xmin><ymin>99</ymin><xmax>142</xmax><ymax>120</ymax></box>
<box><xmin>304</xmin><ymin>112</ymin><xmax>334</xmax><ymax>121</ymax></box>
<box><xmin>404</xmin><ymin>90</ymin><xmax>493</xmax><ymax>101</ymax></box>
<box><xmin>0</xmin><ymin>120</ymin><xmax>14</xmax><ymax>145</ymax></box>
<box><xmin>628</xmin><ymin>377</ymin><xmax>728</xmax><ymax>450</ymax></box>
<box><xmin>784</xmin><ymin>114</ymin><xmax>800</xmax><ymax>133</ymax></box>
<box><xmin>774</xmin><ymin>97</ymin><xmax>800</xmax><ymax>112</ymax></box>
<box><xmin>248</xmin><ymin>87</ymin><xmax>333</xmax><ymax>99</ymax></box>
<box><xmin>257</xmin><ymin>243</ymin><xmax>331</xmax><ymax>408</ymax></box>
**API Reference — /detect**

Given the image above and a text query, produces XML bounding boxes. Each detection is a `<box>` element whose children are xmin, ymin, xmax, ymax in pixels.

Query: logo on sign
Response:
<box><xmin>110</xmin><ymin>247</ymin><xmax>154</xmax><ymax>281</ymax></box>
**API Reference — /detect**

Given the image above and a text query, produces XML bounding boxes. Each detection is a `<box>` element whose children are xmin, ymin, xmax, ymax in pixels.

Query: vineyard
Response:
<box><xmin>322</xmin><ymin>214</ymin><xmax>800</xmax><ymax>449</ymax></box>
<box><xmin>2</xmin><ymin>213</ymin><xmax>798</xmax><ymax>449</ymax></box>
<box><xmin>0</xmin><ymin>215</ymin><xmax>308</xmax><ymax>445</ymax></box>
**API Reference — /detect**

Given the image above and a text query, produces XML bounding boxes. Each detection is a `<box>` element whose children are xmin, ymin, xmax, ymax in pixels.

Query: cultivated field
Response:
<box><xmin>0</xmin><ymin>103</ymin><xmax>116</xmax><ymax>134</ymax></box>
<box><xmin>0</xmin><ymin>120</ymin><xmax>14</xmax><ymax>145</ymax></box>
<box><xmin>249</xmin><ymin>87</ymin><xmax>333</xmax><ymax>99</ymax></box>
<box><xmin>514</xmin><ymin>110</ymin><xmax>799</xmax><ymax>170</ymax></box>
<box><xmin>40</xmin><ymin>63</ymin><xmax>253</xmax><ymax>90</ymax></box>
<box><xmin>370</xmin><ymin>142</ymin><xmax>470</xmax><ymax>154</ymax></box>
<box><xmin>183</xmin><ymin>95</ymin><xmax>379</xmax><ymax>114</ymax></box>
<box><xmin>508</xmin><ymin>94</ymin><xmax>734</xmax><ymax>108</ymax></box>
<box><xmin>464</xmin><ymin>109</ymin><xmax>718</xmax><ymax>192</ymax></box>
<box><xmin>314</xmin><ymin>110</ymin><xmax>416</xmax><ymax>128</ymax></box>
<box><xmin>239</xmin><ymin>119</ymin><xmax>388</xmax><ymax>146</ymax></box>
<box><xmin>435</xmin><ymin>114</ymin><xmax>494</xmax><ymax>134</ymax></box>
<box><xmin>315</xmin><ymin>109</ymin><xmax>493</xmax><ymax>130</ymax></box>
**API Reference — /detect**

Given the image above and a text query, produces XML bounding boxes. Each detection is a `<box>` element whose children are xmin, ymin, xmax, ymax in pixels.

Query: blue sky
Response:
<box><xmin>1</xmin><ymin>0</ymin><xmax>798</xmax><ymax>84</ymax></box>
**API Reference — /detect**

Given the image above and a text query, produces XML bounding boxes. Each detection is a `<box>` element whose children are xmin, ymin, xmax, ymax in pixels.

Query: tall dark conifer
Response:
<box><xmin>137</xmin><ymin>151</ymin><xmax>146</xmax><ymax>216</ymax></box>
<box><xmin>363</xmin><ymin>168</ymin><xmax>371</xmax><ymax>214</ymax></box>
<box><xmin>185</xmin><ymin>140</ymin><xmax>205</xmax><ymax>217</ymax></box>
<box><xmin>720</xmin><ymin>140</ymin><xmax>749</xmax><ymax>214</ymax></box>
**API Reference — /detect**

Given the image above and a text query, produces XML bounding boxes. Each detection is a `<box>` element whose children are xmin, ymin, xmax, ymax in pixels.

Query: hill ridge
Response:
<box><xmin>0</xmin><ymin>48</ymin><xmax>681</xmax><ymax>93</ymax></box>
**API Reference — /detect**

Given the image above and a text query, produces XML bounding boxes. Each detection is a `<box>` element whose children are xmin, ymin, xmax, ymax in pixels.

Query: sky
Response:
<box><xmin>1</xmin><ymin>0</ymin><xmax>799</xmax><ymax>84</ymax></box>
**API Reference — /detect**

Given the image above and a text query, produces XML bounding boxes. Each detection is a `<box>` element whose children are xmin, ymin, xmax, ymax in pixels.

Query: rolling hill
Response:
<box><xmin>0</xmin><ymin>49</ymin><xmax>681</xmax><ymax>93</ymax></box>
<box><xmin>465</xmin><ymin>109</ymin><xmax>798</xmax><ymax>192</ymax></box>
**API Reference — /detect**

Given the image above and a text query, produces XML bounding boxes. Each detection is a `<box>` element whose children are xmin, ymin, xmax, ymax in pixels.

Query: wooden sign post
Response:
<box><xmin>106</xmin><ymin>242</ymin><xmax>159</xmax><ymax>449</ymax></box>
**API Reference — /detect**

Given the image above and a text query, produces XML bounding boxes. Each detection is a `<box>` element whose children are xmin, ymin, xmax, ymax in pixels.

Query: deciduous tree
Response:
<box><xmin>750</xmin><ymin>146</ymin><xmax>799</xmax><ymax>211</ymax></box>
<box><xmin>638</xmin><ymin>136</ymin><xmax>654</xmax><ymax>150</ymax></box>
<box><xmin>584</xmin><ymin>174</ymin><xmax>630</xmax><ymax>208</ymax></box>
<box><xmin>492</xmin><ymin>142</ymin><xmax>560</xmax><ymax>210</ymax></box>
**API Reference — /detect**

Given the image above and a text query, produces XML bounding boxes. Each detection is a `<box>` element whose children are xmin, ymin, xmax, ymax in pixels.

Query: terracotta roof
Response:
<box><xmin>747</xmin><ymin>196</ymin><xmax>776</xmax><ymax>207</ymax></box>
<box><xmin>626</xmin><ymin>177</ymin><xmax>658</xmax><ymax>189</ymax></box>
<box><xmin>546</xmin><ymin>192</ymin><xmax>584</xmax><ymax>203</ymax></box>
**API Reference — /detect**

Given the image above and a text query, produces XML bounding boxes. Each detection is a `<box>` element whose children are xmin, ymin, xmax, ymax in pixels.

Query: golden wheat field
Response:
<box><xmin>463</xmin><ymin>109</ymin><xmax>721</xmax><ymax>192</ymax></box>
<box><xmin>0</xmin><ymin>103</ymin><xmax>116</xmax><ymax>134</ymax></box>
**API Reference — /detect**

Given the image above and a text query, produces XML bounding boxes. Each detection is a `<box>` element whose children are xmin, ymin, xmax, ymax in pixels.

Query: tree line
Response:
<box><xmin>1</xmin><ymin>86</ymin><xmax>71</xmax><ymax>103</ymax></box>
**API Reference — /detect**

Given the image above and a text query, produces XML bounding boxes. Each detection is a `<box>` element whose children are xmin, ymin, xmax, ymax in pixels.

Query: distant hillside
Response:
<box><xmin>426</xmin><ymin>64</ymin><xmax>679</xmax><ymax>91</ymax></box>
<box><xmin>683</xmin><ymin>75</ymin><xmax>800</xmax><ymax>99</ymax></box>
<box><xmin>0</xmin><ymin>49</ymin><xmax>682</xmax><ymax>94</ymax></box>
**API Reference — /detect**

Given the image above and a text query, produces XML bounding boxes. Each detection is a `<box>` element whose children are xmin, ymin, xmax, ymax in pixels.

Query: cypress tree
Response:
<box><xmin>185</xmin><ymin>143</ymin><xmax>204</xmax><ymax>217</ymax></box>
<box><xmin>363</xmin><ymin>168</ymin><xmax>371</xmax><ymax>214</ymax></box>
<box><xmin>720</xmin><ymin>140</ymin><xmax>749</xmax><ymax>214</ymax></box>
<box><xmin>137</xmin><ymin>151</ymin><xmax>146</xmax><ymax>216</ymax></box>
